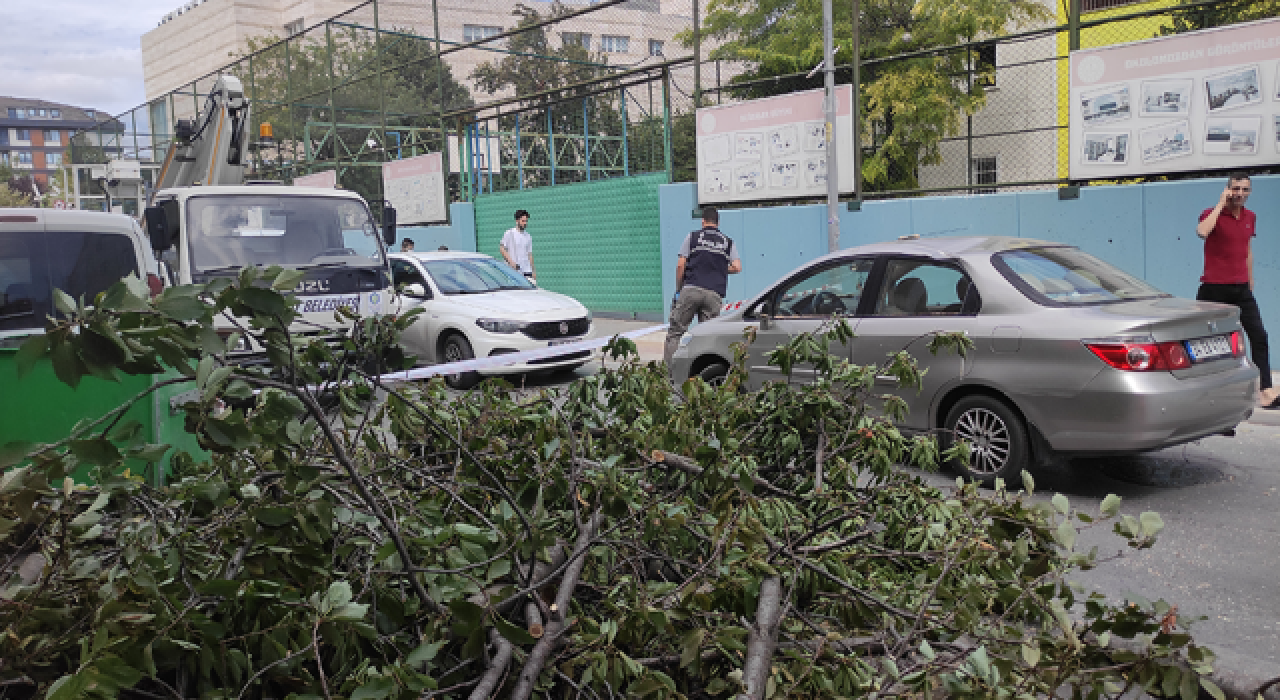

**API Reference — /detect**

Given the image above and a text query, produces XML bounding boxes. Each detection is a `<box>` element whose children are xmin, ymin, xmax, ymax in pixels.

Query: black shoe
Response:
<box><xmin>1264</xmin><ymin>396</ymin><xmax>1280</xmax><ymax>410</ymax></box>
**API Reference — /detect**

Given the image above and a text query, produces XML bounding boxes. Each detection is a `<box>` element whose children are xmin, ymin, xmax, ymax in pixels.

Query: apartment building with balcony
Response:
<box><xmin>0</xmin><ymin>97</ymin><xmax>115</xmax><ymax>187</ymax></box>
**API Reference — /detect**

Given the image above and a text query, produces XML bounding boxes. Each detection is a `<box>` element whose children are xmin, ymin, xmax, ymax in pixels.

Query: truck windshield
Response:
<box><xmin>186</xmin><ymin>195</ymin><xmax>384</xmax><ymax>273</ymax></box>
<box><xmin>0</xmin><ymin>231</ymin><xmax>139</xmax><ymax>338</ymax></box>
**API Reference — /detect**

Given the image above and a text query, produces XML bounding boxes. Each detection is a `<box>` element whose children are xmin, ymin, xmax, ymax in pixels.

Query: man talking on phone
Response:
<box><xmin>1196</xmin><ymin>172</ymin><xmax>1276</xmax><ymax>408</ymax></box>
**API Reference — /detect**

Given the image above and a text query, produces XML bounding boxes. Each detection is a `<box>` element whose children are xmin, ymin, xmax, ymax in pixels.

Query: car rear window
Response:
<box><xmin>0</xmin><ymin>231</ymin><xmax>139</xmax><ymax>333</ymax></box>
<box><xmin>993</xmin><ymin>247</ymin><xmax>1167</xmax><ymax>306</ymax></box>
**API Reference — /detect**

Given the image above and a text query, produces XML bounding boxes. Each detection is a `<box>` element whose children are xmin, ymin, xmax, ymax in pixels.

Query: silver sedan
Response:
<box><xmin>669</xmin><ymin>236</ymin><xmax>1257</xmax><ymax>484</ymax></box>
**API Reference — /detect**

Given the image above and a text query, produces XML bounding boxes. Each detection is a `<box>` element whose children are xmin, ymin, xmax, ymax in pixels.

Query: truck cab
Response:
<box><xmin>147</xmin><ymin>184</ymin><xmax>395</xmax><ymax>350</ymax></box>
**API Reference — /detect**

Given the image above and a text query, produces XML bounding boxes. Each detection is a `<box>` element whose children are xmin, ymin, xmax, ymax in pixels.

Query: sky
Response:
<box><xmin>0</xmin><ymin>0</ymin><xmax>177</xmax><ymax>117</ymax></box>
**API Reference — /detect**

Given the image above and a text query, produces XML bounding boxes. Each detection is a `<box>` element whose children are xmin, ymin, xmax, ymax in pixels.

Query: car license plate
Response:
<box><xmin>295</xmin><ymin>294</ymin><xmax>361</xmax><ymax>314</ymax></box>
<box><xmin>1185</xmin><ymin>334</ymin><xmax>1232</xmax><ymax>362</ymax></box>
<box><xmin>548</xmin><ymin>339</ymin><xmax>578</xmax><ymax>347</ymax></box>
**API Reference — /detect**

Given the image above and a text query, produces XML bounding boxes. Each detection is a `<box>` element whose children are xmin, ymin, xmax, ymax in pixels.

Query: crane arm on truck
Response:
<box><xmin>153</xmin><ymin>75</ymin><xmax>252</xmax><ymax>197</ymax></box>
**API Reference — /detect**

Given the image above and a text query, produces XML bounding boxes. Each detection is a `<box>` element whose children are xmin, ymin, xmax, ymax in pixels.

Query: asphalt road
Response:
<box><xmin>459</xmin><ymin>319</ymin><xmax>1280</xmax><ymax>674</ymax></box>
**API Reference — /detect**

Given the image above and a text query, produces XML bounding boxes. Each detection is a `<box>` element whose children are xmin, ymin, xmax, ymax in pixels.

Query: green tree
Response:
<box><xmin>696</xmin><ymin>0</ymin><xmax>1049</xmax><ymax>190</ymax></box>
<box><xmin>0</xmin><ymin>162</ymin><xmax>33</xmax><ymax>207</ymax></box>
<box><xmin>469</xmin><ymin>2</ymin><xmax>630</xmax><ymax>187</ymax></box>
<box><xmin>234</xmin><ymin>26</ymin><xmax>474</xmax><ymax>202</ymax></box>
<box><xmin>1161</xmin><ymin>0</ymin><xmax>1280</xmax><ymax>34</ymax></box>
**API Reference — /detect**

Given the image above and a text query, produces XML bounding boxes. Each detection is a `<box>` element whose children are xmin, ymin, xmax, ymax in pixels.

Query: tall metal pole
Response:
<box><xmin>851</xmin><ymin>0</ymin><xmax>862</xmax><ymax>203</ymax></box>
<box><xmin>823</xmin><ymin>0</ymin><xmax>840</xmax><ymax>252</ymax></box>
<box><xmin>693</xmin><ymin>0</ymin><xmax>701</xmax><ymax>105</ymax></box>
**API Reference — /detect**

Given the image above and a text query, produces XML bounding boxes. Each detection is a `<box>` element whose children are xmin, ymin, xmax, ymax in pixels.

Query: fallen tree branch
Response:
<box><xmin>739</xmin><ymin>575</ymin><xmax>785</xmax><ymax>700</ymax></box>
<box><xmin>467</xmin><ymin>629</ymin><xmax>514</xmax><ymax>700</ymax></box>
<box><xmin>647</xmin><ymin>451</ymin><xmax>799</xmax><ymax>500</ymax></box>
<box><xmin>510</xmin><ymin>511</ymin><xmax>605</xmax><ymax>700</ymax></box>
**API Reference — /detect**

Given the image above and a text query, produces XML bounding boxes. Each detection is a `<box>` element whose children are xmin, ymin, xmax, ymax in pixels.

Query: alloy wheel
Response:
<box><xmin>953</xmin><ymin>407</ymin><xmax>1012</xmax><ymax>475</ymax></box>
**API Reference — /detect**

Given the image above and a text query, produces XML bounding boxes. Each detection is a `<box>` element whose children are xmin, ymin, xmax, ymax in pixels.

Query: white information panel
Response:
<box><xmin>293</xmin><ymin>170</ymin><xmax>337</xmax><ymax>188</ymax></box>
<box><xmin>381</xmin><ymin>152</ymin><xmax>446</xmax><ymax>225</ymax></box>
<box><xmin>695</xmin><ymin>85</ymin><xmax>855</xmax><ymax>204</ymax></box>
<box><xmin>1069</xmin><ymin>16</ymin><xmax>1280</xmax><ymax>180</ymax></box>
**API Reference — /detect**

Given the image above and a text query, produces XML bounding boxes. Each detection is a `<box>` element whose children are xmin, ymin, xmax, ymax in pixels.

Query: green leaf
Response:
<box><xmin>331</xmin><ymin>602</ymin><xmax>369</xmax><ymax>621</ymax></box>
<box><xmin>46</xmin><ymin>673</ymin><xmax>90</xmax><ymax>700</ymax></box>
<box><xmin>272</xmin><ymin>268</ymin><xmax>306</xmax><ymax>291</ymax></box>
<box><xmin>1051</xmin><ymin>493</ymin><xmax>1069</xmax><ymax>515</ymax></box>
<box><xmin>50</xmin><ymin>336</ymin><xmax>83</xmax><ymax>388</ymax></box>
<box><xmin>156</xmin><ymin>293</ymin><xmax>208</xmax><ymax>321</ymax></box>
<box><xmin>1140</xmin><ymin>511</ymin><xmax>1165</xmax><ymax>537</ymax></box>
<box><xmin>919</xmin><ymin>640</ymin><xmax>936</xmax><ymax>660</ymax></box>
<box><xmin>70</xmin><ymin>438</ymin><xmax>121</xmax><ymax>467</ymax></box>
<box><xmin>1056</xmin><ymin>520</ymin><xmax>1077</xmax><ymax>550</ymax></box>
<box><xmin>196</xmin><ymin>356</ymin><xmax>215</xmax><ymax>389</ymax></box>
<box><xmin>493</xmin><ymin>613</ymin><xmax>536</xmax><ymax>646</ymax></box>
<box><xmin>1179</xmin><ymin>668</ymin><xmax>1199</xmax><ymax>700</ymax></box>
<box><xmin>320</xmin><ymin>581</ymin><xmax>354</xmax><ymax>615</ymax></box>
<box><xmin>14</xmin><ymin>334</ymin><xmax>48</xmax><ymax>378</ymax></box>
<box><xmin>0</xmin><ymin>441</ymin><xmax>33</xmax><ymax>469</ymax></box>
<box><xmin>1021</xmin><ymin>642</ymin><xmax>1040</xmax><ymax>667</ymax></box>
<box><xmin>53</xmin><ymin>288</ymin><xmax>76</xmax><ymax>316</ymax></box>
<box><xmin>449</xmin><ymin>599</ymin><xmax>485</xmax><ymax>637</ymax></box>
<box><xmin>1200</xmin><ymin>678</ymin><xmax>1225</xmax><ymax>700</ymax></box>
<box><xmin>255</xmin><ymin>507</ymin><xmax>294</xmax><ymax>527</ymax></box>
<box><xmin>406</xmin><ymin>640</ymin><xmax>445</xmax><ymax>670</ymax></box>
<box><xmin>239</xmin><ymin>287</ymin><xmax>288</xmax><ymax>315</ymax></box>
<box><xmin>680</xmin><ymin>628</ymin><xmax>705</xmax><ymax>667</ymax></box>
<box><xmin>1100</xmin><ymin>493</ymin><xmax>1123</xmax><ymax>517</ymax></box>
<box><xmin>350</xmin><ymin>676</ymin><xmax>396</xmax><ymax>700</ymax></box>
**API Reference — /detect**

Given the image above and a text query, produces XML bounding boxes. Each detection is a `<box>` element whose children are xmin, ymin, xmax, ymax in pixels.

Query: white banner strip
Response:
<box><xmin>375</xmin><ymin>325</ymin><xmax>667</xmax><ymax>384</ymax></box>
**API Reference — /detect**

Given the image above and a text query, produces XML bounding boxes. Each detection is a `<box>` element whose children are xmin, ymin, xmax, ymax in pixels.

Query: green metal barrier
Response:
<box><xmin>474</xmin><ymin>173</ymin><xmax>666</xmax><ymax>316</ymax></box>
<box><xmin>0</xmin><ymin>348</ymin><xmax>206</xmax><ymax>485</ymax></box>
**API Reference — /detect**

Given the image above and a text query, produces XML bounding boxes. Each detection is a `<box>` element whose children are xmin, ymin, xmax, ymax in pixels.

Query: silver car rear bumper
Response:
<box><xmin>1031</xmin><ymin>359</ymin><xmax>1257</xmax><ymax>454</ymax></box>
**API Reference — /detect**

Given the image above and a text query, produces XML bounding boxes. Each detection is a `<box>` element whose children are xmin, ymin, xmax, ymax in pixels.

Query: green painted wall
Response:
<box><xmin>474</xmin><ymin>173</ymin><xmax>666</xmax><ymax>314</ymax></box>
<box><xmin>0</xmin><ymin>350</ymin><xmax>205</xmax><ymax>484</ymax></box>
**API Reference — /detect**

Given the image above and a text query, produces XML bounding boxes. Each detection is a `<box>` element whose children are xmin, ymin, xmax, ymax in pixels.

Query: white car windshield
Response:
<box><xmin>423</xmin><ymin>258</ymin><xmax>534</xmax><ymax>295</ymax></box>
<box><xmin>995</xmin><ymin>247</ymin><xmax>1168</xmax><ymax>305</ymax></box>
<box><xmin>186</xmin><ymin>195</ymin><xmax>384</xmax><ymax>273</ymax></box>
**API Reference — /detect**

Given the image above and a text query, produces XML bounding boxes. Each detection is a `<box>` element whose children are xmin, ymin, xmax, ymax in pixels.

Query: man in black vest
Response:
<box><xmin>664</xmin><ymin>207</ymin><xmax>742</xmax><ymax>367</ymax></box>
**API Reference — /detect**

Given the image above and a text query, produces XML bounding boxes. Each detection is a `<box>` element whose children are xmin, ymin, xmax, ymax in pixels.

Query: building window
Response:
<box><xmin>562</xmin><ymin>32</ymin><xmax>591</xmax><ymax>49</ymax></box>
<box><xmin>46</xmin><ymin>152</ymin><xmax>63</xmax><ymax>168</ymax></box>
<box><xmin>284</xmin><ymin>18</ymin><xmax>304</xmax><ymax>36</ymax></box>
<box><xmin>12</xmin><ymin>129</ymin><xmax>31</xmax><ymax>143</ymax></box>
<box><xmin>43</xmin><ymin>130</ymin><xmax>61</xmax><ymax>145</ymax></box>
<box><xmin>463</xmin><ymin>24</ymin><xmax>502</xmax><ymax>42</ymax></box>
<box><xmin>36</xmin><ymin>109</ymin><xmax>47</xmax><ymax>118</ymax></box>
<box><xmin>85</xmin><ymin>110</ymin><xmax>95</xmax><ymax>119</ymax></box>
<box><xmin>971</xmin><ymin>156</ymin><xmax>998</xmax><ymax>193</ymax></box>
<box><xmin>0</xmin><ymin>130</ymin><xmax>6</xmax><ymax>146</ymax></box>
<box><xmin>1082</xmin><ymin>0</ymin><xmax>1142</xmax><ymax>11</ymax></box>
<box><xmin>13</xmin><ymin>152</ymin><xmax>33</xmax><ymax>167</ymax></box>
<box><xmin>972</xmin><ymin>44</ymin><xmax>997</xmax><ymax>88</ymax></box>
<box><xmin>50</xmin><ymin>109</ymin><xmax>60</xmax><ymax>119</ymax></box>
<box><xmin>0</xmin><ymin>152</ymin><xmax>8</xmax><ymax>166</ymax></box>
<box><xmin>648</xmin><ymin>39</ymin><xmax>664</xmax><ymax>56</ymax></box>
<box><xmin>601</xmin><ymin>35</ymin><xmax>629</xmax><ymax>53</ymax></box>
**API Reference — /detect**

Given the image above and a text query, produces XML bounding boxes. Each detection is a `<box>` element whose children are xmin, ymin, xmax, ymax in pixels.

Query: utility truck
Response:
<box><xmin>144</xmin><ymin>75</ymin><xmax>398</xmax><ymax>354</ymax></box>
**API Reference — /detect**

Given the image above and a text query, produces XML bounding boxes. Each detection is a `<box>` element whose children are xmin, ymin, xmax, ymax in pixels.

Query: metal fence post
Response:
<box><xmin>516</xmin><ymin>111</ymin><xmax>523</xmax><ymax>190</ymax></box>
<box><xmin>1069</xmin><ymin>0</ymin><xmax>1081</xmax><ymax>52</ymax></box>
<box><xmin>373</xmin><ymin>0</ymin><xmax>389</xmax><ymax>194</ymax></box>
<box><xmin>548</xmin><ymin>105</ymin><xmax>556</xmax><ymax>186</ymax></box>
<box><xmin>851</xmin><ymin>0</ymin><xmax>861</xmax><ymax>202</ymax></box>
<box><xmin>693</xmin><ymin>0</ymin><xmax>701</xmax><ymax>105</ymax></box>
<box><xmin>620</xmin><ymin>87</ymin><xmax>629</xmax><ymax>177</ymax></box>
<box><xmin>432</xmin><ymin>0</ymin><xmax>450</xmax><ymax>199</ymax></box>
<box><xmin>325</xmin><ymin>20</ymin><xmax>338</xmax><ymax>176</ymax></box>
<box><xmin>662</xmin><ymin>67</ymin><xmax>673</xmax><ymax>182</ymax></box>
<box><xmin>583</xmin><ymin>97</ymin><xmax>591</xmax><ymax>182</ymax></box>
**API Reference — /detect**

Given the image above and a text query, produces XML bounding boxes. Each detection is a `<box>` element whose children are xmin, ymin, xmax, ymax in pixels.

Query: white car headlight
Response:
<box><xmin>678</xmin><ymin>332</ymin><xmax>692</xmax><ymax>348</ymax></box>
<box><xmin>476</xmin><ymin>318</ymin><xmax>528</xmax><ymax>333</ymax></box>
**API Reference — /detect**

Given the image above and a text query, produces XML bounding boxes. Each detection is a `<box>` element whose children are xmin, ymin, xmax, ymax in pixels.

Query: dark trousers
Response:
<box><xmin>1197</xmin><ymin>283</ymin><xmax>1271</xmax><ymax>390</ymax></box>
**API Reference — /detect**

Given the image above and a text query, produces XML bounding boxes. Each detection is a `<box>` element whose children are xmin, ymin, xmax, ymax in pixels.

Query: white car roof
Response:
<box><xmin>390</xmin><ymin>251</ymin><xmax>496</xmax><ymax>262</ymax></box>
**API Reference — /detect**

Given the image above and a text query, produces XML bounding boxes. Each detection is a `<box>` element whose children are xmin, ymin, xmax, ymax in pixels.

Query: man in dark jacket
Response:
<box><xmin>664</xmin><ymin>207</ymin><xmax>742</xmax><ymax>367</ymax></box>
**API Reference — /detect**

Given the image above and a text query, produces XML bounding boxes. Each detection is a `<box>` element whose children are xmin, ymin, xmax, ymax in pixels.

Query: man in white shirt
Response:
<box><xmin>500</xmin><ymin>209</ymin><xmax>535</xmax><ymax>284</ymax></box>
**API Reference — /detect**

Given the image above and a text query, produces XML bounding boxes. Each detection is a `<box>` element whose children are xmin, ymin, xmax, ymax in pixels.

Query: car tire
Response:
<box><xmin>441</xmin><ymin>333</ymin><xmax>479</xmax><ymax>390</ymax></box>
<box><xmin>943</xmin><ymin>395</ymin><xmax>1028</xmax><ymax>486</ymax></box>
<box><xmin>697</xmin><ymin>362</ymin><xmax>729</xmax><ymax>387</ymax></box>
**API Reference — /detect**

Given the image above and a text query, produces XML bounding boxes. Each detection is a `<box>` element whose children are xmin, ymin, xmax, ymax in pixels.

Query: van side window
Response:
<box><xmin>0</xmin><ymin>231</ymin><xmax>138</xmax><ymax>333</ymax></box>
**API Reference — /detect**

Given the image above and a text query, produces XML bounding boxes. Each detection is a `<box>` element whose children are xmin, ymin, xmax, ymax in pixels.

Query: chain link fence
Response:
<box><xmin>69</xmin><ymin>0</ymin><xmax>1279</xmax><ymax>209</ymax></box>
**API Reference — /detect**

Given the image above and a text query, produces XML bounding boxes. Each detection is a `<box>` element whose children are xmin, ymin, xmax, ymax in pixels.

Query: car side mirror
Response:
<box><xmin>403</xmin><ymin>283</ymin><xmax>427</xmax><ymax>299</ymax></box>
<box><xmin>382</xmin><ymin>205</ymin><xmax>397</xmax><ymax>246</ymax></box>
<box><xmin>759</xmin><ymin>314</ymin><xmax>774</xmax><ymax>331</ymax></box>
<box><xmin>144</xmin><ymin>201</ymin><xmax>180</xmax><ymax>251</ymax></box>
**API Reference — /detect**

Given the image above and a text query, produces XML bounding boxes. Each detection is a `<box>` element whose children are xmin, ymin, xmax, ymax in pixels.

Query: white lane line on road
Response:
<box><xmin>376</xmin><ymin>325</ymin><xmax>668</xmax><ymax>384</ymax></box>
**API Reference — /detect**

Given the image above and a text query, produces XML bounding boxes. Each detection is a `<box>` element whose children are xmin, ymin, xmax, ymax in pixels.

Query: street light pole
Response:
<box><xmin>823</xmin><ymin>0</ymin><xmax>840</xmax><ymax>252</ymax></box>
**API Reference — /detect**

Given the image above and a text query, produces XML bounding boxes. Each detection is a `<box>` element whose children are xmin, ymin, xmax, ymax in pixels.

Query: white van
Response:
<box><xmin>0</xmin><ymin>208</ymin><xmax>161</xmax><ymax>348</ymax></box>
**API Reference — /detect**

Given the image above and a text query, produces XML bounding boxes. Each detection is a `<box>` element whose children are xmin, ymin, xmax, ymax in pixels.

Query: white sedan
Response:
<box><xmin>388</xmin><ymin>251</ymin><xmax>593</xmax><ymax>388</ymax></box>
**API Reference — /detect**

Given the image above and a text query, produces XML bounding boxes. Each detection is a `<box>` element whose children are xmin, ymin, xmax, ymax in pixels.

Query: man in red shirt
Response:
<box><xmin>1196</xmin><ymin>172</ymin><xmax>1275</xmax><ymax>407</ymax></box>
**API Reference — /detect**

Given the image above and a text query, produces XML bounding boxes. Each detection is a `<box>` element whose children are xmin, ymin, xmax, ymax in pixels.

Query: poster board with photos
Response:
<box><xmin>1068</xmin><ymin>15</ymin><xmax>1280</xmax><ymax>179</ymax></box>
<box><xmin>381</xmin><ymin>153</ymin><xmax>447</xmax><ymax>225</ymax></box>
<box><xmin>695</xmin><ymin>86</ymin><xmax>856</xmax><ymax>204</ymax></box>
